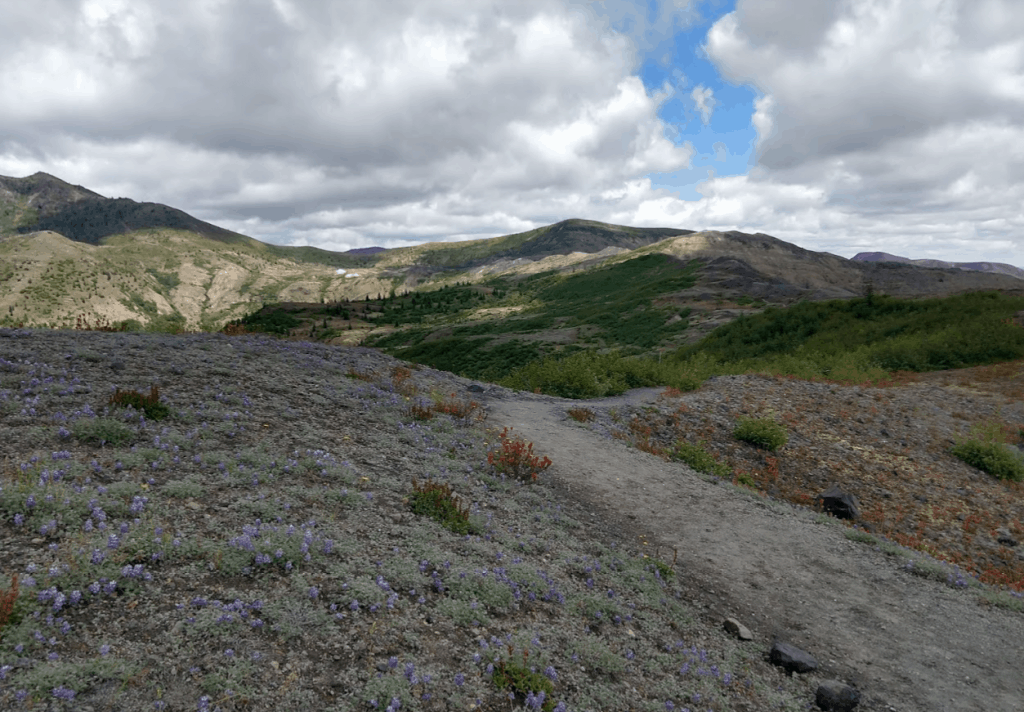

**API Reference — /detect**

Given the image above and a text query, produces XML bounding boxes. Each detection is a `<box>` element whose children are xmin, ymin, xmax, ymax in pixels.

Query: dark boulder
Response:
<box><xmin>817</xmin><ymin>486</ymin><xmax>861</xmax><ymax>520</ymax></box>
<box><xmin>769</xmin><ymin>640</ymin><xmax>818</xmax><ymax>674</ymax></box>
<box><xmin>815</xmin><ymin>679</ymin><xmax>861</xmax><ymax>711</ymax></box>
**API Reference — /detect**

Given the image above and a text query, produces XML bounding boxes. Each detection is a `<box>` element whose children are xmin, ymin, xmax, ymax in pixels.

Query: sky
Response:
<box><xmin>1</xmin><ymin>0</ymin><xmax>1022</xmax><ymax>264</ymax></box>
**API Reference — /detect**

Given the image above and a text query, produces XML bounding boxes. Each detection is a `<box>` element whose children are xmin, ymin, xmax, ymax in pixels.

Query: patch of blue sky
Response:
<box><xmin>626</xmin><ymin>0</ymin><xmax>759</xmax><ymax>200</ymax></box>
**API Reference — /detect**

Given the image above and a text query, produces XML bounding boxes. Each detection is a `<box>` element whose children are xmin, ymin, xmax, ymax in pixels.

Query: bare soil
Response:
<box><xmin>481</xmin><ymin>374</ymin><xmax>1024</xmax><ymax>712</ymax></box>
<box><xmin>1</xmin><ymin>328</ymin><xmax>1022</xmax><ymax>711</ymax></box>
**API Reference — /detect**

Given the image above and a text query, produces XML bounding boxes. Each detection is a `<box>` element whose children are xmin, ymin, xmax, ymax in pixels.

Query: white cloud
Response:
<box><xmin>698</xmin><ymin>0</ymin><xmax>1024</xmax><ymax>262</ymax></box>
<box><xmin>690</xmin><ymin>84</ymin><xmax>717</xmax><ymax>125</ymax></box>
<box><xmin>0</xmin><ymin>0</ymin><xmax>698</xmax><ymax>249</ymax></box>
<box><xmin>0</xmin><ymin>0</ymin><xmax>1022</xmax><ymax>264</ymax></box>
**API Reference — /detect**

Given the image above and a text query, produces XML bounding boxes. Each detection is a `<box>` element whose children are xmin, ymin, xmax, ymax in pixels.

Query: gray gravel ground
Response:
<box><xmin>0</xmin><ymin>328</ymin><xmax>1021</xmax><ymax>712</ymax></box>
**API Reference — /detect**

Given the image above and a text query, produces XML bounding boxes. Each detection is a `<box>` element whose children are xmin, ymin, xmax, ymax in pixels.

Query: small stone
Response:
<box><xmin>769</xmin><ymin>640</ymin><xmax>818</xmax><ymax>674</ymax></box>
<box><xmin>723</xmin><ymin>617</ymin><xmax>753</xmax><ymax>640</ymax></box>
<box><xmin>815</xmin><ymin>679</ymin><xmax>861</xmax><ymax>711</ymax></box>
<box><xmin>467</xmin><ymin>384</ymin><xmax>485</xmax><ymax>393</ymax></box>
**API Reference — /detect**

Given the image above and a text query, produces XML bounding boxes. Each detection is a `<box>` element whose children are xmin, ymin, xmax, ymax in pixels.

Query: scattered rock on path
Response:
<box><xmin>815</xmin><ymin>679</ymin><xmax>861</xmax><ymax>711</ymax></box>
<box><xmin>816</xmin><ymin>485</ymin><xmax>861</xmax><ymax>520</ymax></box>
<box><xmin>769</xmin><ymin>640</ymin><xmax>818</xmax><ymax>674</ymax></box>
<box><xmin>723</xmin><ymin>617</ymin><xmax>753</xmax><ymax>640</ymax></box>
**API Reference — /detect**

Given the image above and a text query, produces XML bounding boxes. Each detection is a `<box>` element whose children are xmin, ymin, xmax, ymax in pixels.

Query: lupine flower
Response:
<box><xmin>52</xmin><ymin>686</ymin><xmax>75</xmax><ymax>700</ymax></box>
<box><xmin>525</xmin><ymin>691</ymin><xmax>546</xmax><ymax>710</ymax></box>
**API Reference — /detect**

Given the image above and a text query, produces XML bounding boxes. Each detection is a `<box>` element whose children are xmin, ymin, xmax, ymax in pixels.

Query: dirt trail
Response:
<box><xmin>482</xmin><ymin>386</ymin><xmax>1024</xmax><ymax>712</ymax></box>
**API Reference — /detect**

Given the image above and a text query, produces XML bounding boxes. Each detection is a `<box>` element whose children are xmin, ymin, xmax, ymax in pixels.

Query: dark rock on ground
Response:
<box><xmin>769</xmin><ymin>640</ymin><xmax>818</xmax><ymax>674</ymax></box>
<box><xmin>816</xmin><ymin>679</ymin><xmax>861</xmax><ymax>711</ymax></box>
<box><xmin>996</xmin><ymin>528</ymin><xmax>1019</xmax><ymax>547</ymax></box>
<box><xmin>817</xmin><ymin>485</ymin><xmax>861</xmax><ymax>520</ymax></box>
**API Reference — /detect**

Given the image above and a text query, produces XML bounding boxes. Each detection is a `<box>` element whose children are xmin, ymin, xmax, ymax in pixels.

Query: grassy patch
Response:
<box><xmin>951</xmin><ymin>440</ymin><xmax>1024</xmax><ymax>482</ymax></box>
<box><xmin>71</xmin><ymin>417</ymin><xmax>135</xmax><ymax>446</ymax></box>
<box><xmin>670</xmin><ymin>441</ymin><xmax>732</xmax><ymax>478</ymax></box>
<box><xmin>733</xmin><ymin>417</ymin><xmax>788</xmax><ymax>452</ymax></box>
<box><xmin>979</xmin><ymin>589</ymin><xmax>1024</xmax><ymax>612</ymax></box>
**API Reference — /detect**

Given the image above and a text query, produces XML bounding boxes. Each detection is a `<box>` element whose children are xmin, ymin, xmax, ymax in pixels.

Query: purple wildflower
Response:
<box><xmin>52</xmin><ymin>686</ymin><xmax>76</xmax><ymax>701</ymax></box>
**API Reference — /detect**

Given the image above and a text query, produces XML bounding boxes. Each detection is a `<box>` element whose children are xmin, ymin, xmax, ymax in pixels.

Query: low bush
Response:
<box><xmin>567</xmin><ymin>407</ymin><xmax>595</xmax><ymax>423</ymax></box>
<box><xmin>951</xmin><ymin>440</ymin><xmax>1024</xmax><ymax>482</ymax></box>
<box><xmin>108</xmin><ymin>386</ymin><xmax>170</xmax><ymax>420</ymax></box>
<box><xmin>487</xmin><ymin>427</ymin><xmax>552</xmax><ymax>482</ymax></box>
<box><xmin>492</xmin><ymin>647</ymin><xmax>557</xmax><ymax>712</ymax></box>
<box><xmin>733</xmin><ymin>417</ymin><xmax>788</xmax><ymax>452</ymax></box>
<box><xmin>409</xmin><ymin>478</ymin><xmax>476</xmax><ymax>535</ymax></box>
<box><xmin>0</xmin><ymin>574</ymin><xmax>21</xmax><ymax>642</ymax></box>
<box><xmin>71</xmin><ymin>417</ymin><xmax>135</xmax><ymax>446</ymax></box>
<box><xmin>225</xmin><ymin>305</ymin><xmax>301</xmax><ymax>335</ymax></box>
<box><xmin>670</xmin><ymin>441</ymin><xmax>731</xmax><ymax>478</ymax></box>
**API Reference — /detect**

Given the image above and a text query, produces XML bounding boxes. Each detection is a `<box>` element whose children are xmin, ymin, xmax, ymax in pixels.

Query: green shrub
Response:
<box><xmin>108</xmin><ymin>386</ymin><xmax>170</xmax><ymax>420</ymax></box>
<box><xmin>670</xmin><ymin>441</ymin><xmax>731</xmax><ymax>478</ymax></box>
<box><xmin>500</xmin><ymin>350</ymin><xmax>669</xmax><ymax>399</ymax></box>
<box><xmin>71</xmin><ymin>417</ymin><xmax>135</xmax><ymax>446</ymax></box>
<box><xmin>951</xmin><ymin>440</ymin><xmax>1024</xmax><ymax>482</ymax></box>
<box><xmin>409</xmin><ymin>478</ymin><xmax>477</xmax><ymax>535</ymax></box>
<box><xmin>733</xmin><ymin>416</ymin><xmax>788</xmax><ymax>451</ymax></box>
<box><xmin>226</xmin><ymin>305</ymin><xmax>301</xmax><ymax>335</ymax></box>
<box><xmin>492</xmin><ymin>649</ymin><xmax>557</xmax><ymax>712</ymax></box>
<box><xmin>678</xmin><ymin>291</ymin><xmax>1024</xmax><ymax>376</ymax></box>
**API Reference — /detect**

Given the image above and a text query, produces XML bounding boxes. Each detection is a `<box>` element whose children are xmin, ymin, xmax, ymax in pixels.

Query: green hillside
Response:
<box><xmin>496</xmin><ymin>291</ymin><xmax>1024</xmax><ymax>398</ymax></box>
<box><xmin>362</xmin><ymin>253</ymin><xmax>699</xmax><ymax>380</ymax></box>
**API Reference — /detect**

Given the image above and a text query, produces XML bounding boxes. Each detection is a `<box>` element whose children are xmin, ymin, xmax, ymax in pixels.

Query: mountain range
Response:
<box><xmin>851</xmin><ymin>251</ymin><xmax>1024</xmax><ymax>280</ymax></box>
<box><xmin>1</xmin><ymin>171</ymin><xmax>1021</xmax><ymax>337</ymax></box>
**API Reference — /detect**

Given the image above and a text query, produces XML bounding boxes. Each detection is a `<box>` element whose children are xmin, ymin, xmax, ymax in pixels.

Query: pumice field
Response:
<box><xmin>0</xmin><ymin>327</ymin><xmax>811</xmax><ymax>712</ymax></box>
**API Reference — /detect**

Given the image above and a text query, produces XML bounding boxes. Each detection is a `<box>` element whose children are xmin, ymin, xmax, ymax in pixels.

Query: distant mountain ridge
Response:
<box><xmin>1</xmin><ymin>170</ymin><xmax>1022</xmax><ymax>334</ymax></box>
<box><xmin>853</xmin><ymin>251</ymin><xmax>1024</xmax><ymax>280</ymax></box>
<box><xmin>0</xmin><ymin>171</ymin><xmax>251</xmax><ymax>245</ymax></box>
